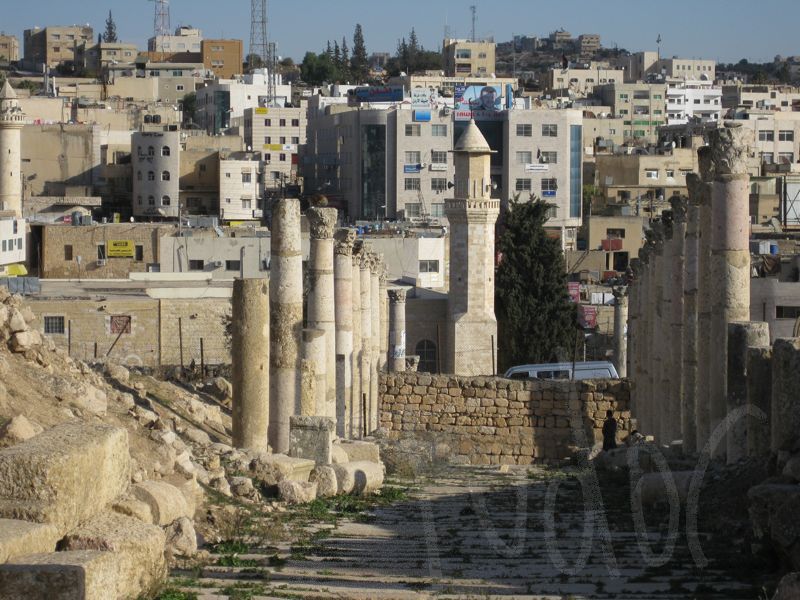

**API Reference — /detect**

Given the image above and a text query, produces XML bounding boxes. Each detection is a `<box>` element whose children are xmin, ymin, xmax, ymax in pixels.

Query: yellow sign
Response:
<box><xmin>107</xmin><ymin>240</ymin><xmax>135</xmax><ymax>258</ymax></box>
<box><xmin>264</xmin><ymin>144</ymin><xmax>283</xmax><ymax>151</ymax></box>
<box><xmin>255</xmin><ymin>107</ymin><xmax>268</xmax><ymax>115</ymax></box>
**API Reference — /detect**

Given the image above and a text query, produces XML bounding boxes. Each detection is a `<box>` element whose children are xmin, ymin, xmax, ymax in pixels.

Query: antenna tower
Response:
<box><xmin>470</xmin><ymin>5</ymin><xmax>477</xmax><ymax>42</ymax></box>
<box><xmin>249</xmin><ymin>0</ymin><xmax>269</xmax><ymax>70</ymax></box>
<box><xmin>152</xmin><ymin>0</ymin><xmax>170</xmax><ymax>39</ymax></box>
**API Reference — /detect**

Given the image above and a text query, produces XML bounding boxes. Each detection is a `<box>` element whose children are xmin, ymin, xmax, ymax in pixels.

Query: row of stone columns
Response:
<box><xmin>230</xmin><ymin>198</ymin><xmax>410</xmax><ymax>453</ymax></box>
<box><xmin>627</xmin><ymin>123</ymin><xmax>756</xmax><ymax>461</ymax></box>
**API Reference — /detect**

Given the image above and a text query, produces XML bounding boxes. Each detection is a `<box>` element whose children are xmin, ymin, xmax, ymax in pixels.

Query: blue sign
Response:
<box><xmin>542</xmin><ymin>190</ymin><xmax>557</xmax><ymax>197</ymax></box>
<box><xmin>404</xmin><ymin>164</ymin><xmax>421</xmax><ymax>173</ymax></box>
<box><xmin>413</xmin><ymin>110</ymin><xmax>431</xmax><ymax>122</ymax></box>
<box><xmin>350</xmin><ymin>86</ymin><xmax>404</xmax><ymax>103</ymax></box>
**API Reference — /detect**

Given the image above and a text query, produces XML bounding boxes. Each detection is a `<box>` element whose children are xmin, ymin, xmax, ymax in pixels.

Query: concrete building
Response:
<box><xmin>107</xmin><ymin>59</ymin><xmax>204</xmax><ymax>104</ymax></box>
<box><xmin>0</xmin><ymin>34</ymin><xmax>20</xmax><ymax>63</ymax></box>
<box><xmin>548</xmin><ymin>63</ymin><xmax>625</xmax><ymax>97</ymax></box>
<box><xmin>0</xmin><ymin>217</ymin><xmax>26</xmax><ymax>276</ymax></box>
<box><xmin>23</xmin><ymin>25</ymin><xmax>93</xmax><ymax>70</ymax></box>
<box><xmin>387</xmin><ymin>73</ymin><xmax>517</xmax><ymax>98</ymax></box>
<box><xmin>196</xmin><ymin>70</ymin><xmax>292</xmax><ymax>134</ymax></box>
<box><xmin>627</xmin><ymin>51</ymin><xmax>716</xmax><ymax>83</ymax></box>
<box><xmin>243</xmin><ymin>105</ymin><xmax>306</xmax><ymax>188</ymax></box>
<box><xmin>148</xmin><ymin>26</ymin><xmax>202</xmax><ymax>54</ymax></box>
<box><xmin>582</xmin><ymin>214</ymin><xmax>647</xmax><ymax>271</ymax></box>
<box><xmin>362</xmin><ymin>234</ymin><xmax>446</xmax><ymax>289</ymax></box>
<box><xmin>665</xmin><ymin>79</ymin><xmax>723</xmax><ymax>125</ymax></box>
<box><xmin>442</xmin><ymin>39</ymin><xmax>496</xmax><ymax>77</ymax></box>
<box><xmin>219</xmin><ymin>151</ymin><xmax>264</xmax><ymax>222</ymax></box>
<box><xmin>722</xmin><ymin>84</ymin><xmax>800</xmax><ymax>112</ymax></box>
<box><xmin>578</xmin><ymin>34</ymin><xmax>601</xmax><ymax>58</ymax></box>
<box><xmin>597</xmin><ymin>83</ymin><xmax>668</xmax><ymax>142</ymax></box>
<box><xmin>75</xmin><ymin>42</ymin><xmax>138</xmax><ymax>76</ymax></box>
<box><xmin>132</xmin><ymin>131</ymin><xmax>180</xmax><ymax>219</ymax></box>
<box><xmin>201</xmin><ymin>39</ymin><xmax>243</xmax><ymax>79</ymax></box>
<box><xmin>180</xmin><ymin>134</ymin><xmax>244</xmax><ymax>218</ymax></box>
<box><xmin>158</xmin><ymin>228</ymin><xmax>270</xmax><ymax>279</ymax></box>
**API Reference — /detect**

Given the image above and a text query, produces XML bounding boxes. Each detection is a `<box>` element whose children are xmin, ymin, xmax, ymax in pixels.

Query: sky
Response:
<box><xmin>5</xmin><ymin>0</ymin><xmax>799</xmax><ymax>64</ymax></box>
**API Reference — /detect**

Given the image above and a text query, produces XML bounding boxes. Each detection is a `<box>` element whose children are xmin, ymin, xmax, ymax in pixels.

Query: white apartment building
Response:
<box><xmin>196</xmin><ymin>70</ymin><xmax>292</xmax><ymax>134</ymax></box>
<box><xmin>243</xmin><ymin>105</ymin><xmax>307</xmax><ymax>188</ymax></box>
<box><xmin>0</xmin><ymin>217</ymin><xmax>26</xmax><ymax>276</ymax></box>
<box><xmin>666</xmin><ymin>79</ymin><xmax>723</xmax><ymax>125</ymax></box>
<box><xmin>148</xmin><ymin>26</ymin><xmax>203</xmax><ymax>53</ymax></box>
<box><xmin>627</xmin><ymin>52</ymin><xmax>716</xmax><ymax>83</ymax></box>
<box><xmin>547</xmin><ymin>64</ymin><xmax>625</xmax><ymax>97</ymax></box>
<box><xmin>218</xmin><ymin>152</ymin><xmax>264</xmax><ymax>223</ymax></box>
<box><xmin>722</xmin><ymin>84</ymin><xmax>800</xmax><ymax>112</ymax></box>
<box><xmin>132</xmin><ymin>131</ymin><xmax>181</xmax><ymax>219</ymax></box>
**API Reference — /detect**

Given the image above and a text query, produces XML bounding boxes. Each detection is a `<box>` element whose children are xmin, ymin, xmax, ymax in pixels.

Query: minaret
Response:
<box><xmin>445</xmin><ymin>120</ymin><xmax>500</xmax><ymax>376</ymax></box>
<box><xmin>0</xmin><ymin>81</ymin><xmax>24</xmax><ymax>217</ymax></box>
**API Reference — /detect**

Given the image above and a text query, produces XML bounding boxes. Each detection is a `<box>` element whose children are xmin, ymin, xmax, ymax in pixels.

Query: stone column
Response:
<box><xmin>359</xmin><ymin>252</ymin><xmax>374</xmax><ymax>435</ymax></box>
<box><xmin>369</xmin><ymin>253</ymin><xmax>382</xmax><ymax>433</ymax></box>
<box><xmin>306</xmin><ymin>207</ymin><xmax>338</xmax><ymax>423</ymax></box>
<box><xmin>350</xmin><ymin>246</ymin><xmax>363</xmax><ymax>439</ymax></box>
<box><xmin>627</xmin><ymin>258</ymin><xmax>642</xmax><ymax>423</ymax></box>
<box><xmin>389</xmin><ymin>288</ymin><xmax>408</xmax><ymax>372</ymax></box>
<box><xmin>379</xmin><ymin>266</ymin><xmax>389</xmax><ymax>373</ymax></box>
<box><xmin>708</xmin><ymin>124</ymin><xmax>753</xmax><ymax>459</ymax></box>
<box><xmin>231</xmin><ymin>278</ymin><xmax>270</xmax><ymax>450</ymax></box>
<box><xmin>695</xmin><ymin>149</ymin><xmax>714</xmax><ymax>450</ymax></box>
<box><xmin>726</xmin><ymin>321</ymin><xmax>770</xmax><ymax>463</ymax></box>
<box><xmin>668</xmin><ymin>197</ymin><xmax>687</xmax><ymax>446</ymax></box>
<box><xmin>683</xmin><ymin>176</ymin><xmax>703</xmax><ymax>455</ymax></box>
<box><xmin>269</xmin><ymin>198</ymin><xmax>303</xmax><ymax>454</ymax></box>
<box><xmin>613</xmin><ymin>286</ymin><xmax>628</xmax><ymax>378</ymax></box>
<box><xmin>771</xmin><ymin>338</ymin><xmax>800</xmax><ymax>453</ymax></box>
<box><xmin>301</xmin><ymin>328</ymin><xmax>327</xmax><ymax>417</ymax></box>
<box><xmin>334</xmin><ymin>229</ymin><xmax>356</xmax><ymax>438</ymax></box>
<box><xmin>652</xmin><ymin>223</ymin><xmax>668</xmax><ymax>442</ymax></box>
<box><xmin>747</xmin><ymin>347</ymin><xmax>773</xmax><ymax>457</ymax></box>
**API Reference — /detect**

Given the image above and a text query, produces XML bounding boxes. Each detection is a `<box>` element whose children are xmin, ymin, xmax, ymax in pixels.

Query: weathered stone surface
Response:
<box><xmin>0</xmin><ymin>550</ymin><xmax>120</xmax><ymax>600</ymax></box>
<box><xmin>162</xmin><ymin>474</ymin><xmax>202</xmax><ymax>517</ymax></box>
<box><xmin>131</xmin><ymin>480</ymin><xmax>190</xmax><ymax>526</ymax></box>
<box><xmin>0</xmin><ymin>423</ymin><xmax>130</xmax><ymax>536</ymax></box>
<box><xmin>8</xmin><ymin>309</ymin><xmax>27</xmax><ymax>333</ymax></box>
<box><xmin>61</xmin><ymin>511</ymin><xmax>166</xmax><ymax>598</ymax></box>
<box><xmin>331</xmin><ymin>444</ymin><xmax>349</xmax><ymax>464</ymax></box>
<box><xmin>748</xmin><ymin>483</ymin><xmax>800</xmax><ymax>541</ymax></box>
<box><xmin>249</xmin><ymin>452</ymin><xmax>315</xmax><ymax>485</ymax></box>
<box><xmin>164</xmin><ymin>516</ymin><xmax>198</xmax><ymax>558</ymax></box>
<box><xmin>289</xmin><ymin>415</ymin><xmax>335</xmax><ymax>465</ymax></box>
<box><xmin>10</xmin><ymin>329</ymin><xmax>41</xmax><ymax>352</ymax></box>
<box><xmin>338</xmin><ymin>440</ymin><xmax>381</xmax><ymax>463</ymax></box>
<box><xmin>773</xmin><ymin>572</ymin><xmax>800</xmax><ymax>600</ymax></box>
<box><xmin>278</xmin><ymin>480</ymin><xmax>318</xmax><ymax>504</ymax></box>
<box><xmin>772</xmin><ymin>338</ymin><xmax>800</xmax><ymax>453</ymax></box>
<box><xmin>310</xmin><ymin>465</ymin><xmax>338</xmax><ymax>498</ymax></box>
<box><xmin>0</xmin><ymin>414</ymin><xmax>43</xmax><ymax>448</ymax></box>
<box><xmin>0</xmin><ymin>519</ymin><xmax>59</xmax><ymax>563</ymax></box>
<box><xmin>331</xmin><ymin>461</ymin><xmax>385</xmax><ymax>495</ymax></box>
<box><xmin>111</xmin><ymin>495</ymin><xmax>153</xmax><ymax>524</ymax></box>
<box><xmin>105</xmin><ymin>363</ymin><xmax>130</xmax><ymax>384</ymax></box>
<box><xmin>229</xmin><ymin>476</ymin><xmax>256</xmax><ymax>499</ymax></box>
<box><xmin>637</xmin><ymin>471</ymin><xmax>694</xmax><ymax>506</ymax></box>
<box><xmin>783</xmin><ymin>455</ymin><xmax>800</xmax><ymax>483</ymax></box>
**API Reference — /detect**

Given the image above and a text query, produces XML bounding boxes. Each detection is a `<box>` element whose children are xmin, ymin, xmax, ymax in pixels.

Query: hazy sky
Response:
<box><xmin>6</xmin><ymin>0</ymin><xmax>799</xmax><ymax>64</ymax></box>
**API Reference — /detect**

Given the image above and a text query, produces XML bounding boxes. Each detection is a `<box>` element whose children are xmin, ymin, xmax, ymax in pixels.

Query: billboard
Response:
<box><xmin>349</xmin><ymin>86</ymin><xmax>404</xmax><ymax>104</ymax></box>
<box><xmin>107</xmin><ymin>240</ymin><xmax>135</xmax><ymax>258</ymax></box>
<box><xmin>410</xmin><ymin>87</ymin><xmax>437</xmax><ymax>108</ymax></box>
<box><xmin>454</xmin><ymin>85</ymin><xmax>503</xmax><ymax>121</ymax></box>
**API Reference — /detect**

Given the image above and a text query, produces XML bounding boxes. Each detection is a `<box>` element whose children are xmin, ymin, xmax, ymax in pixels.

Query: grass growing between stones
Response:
<box><xmin>151</xmin><ymin>589</ymin><xmax>198</xmax><ymax>600</ymax></box>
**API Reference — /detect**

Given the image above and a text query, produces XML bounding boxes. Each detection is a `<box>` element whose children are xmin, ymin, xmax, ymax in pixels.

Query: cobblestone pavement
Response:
<box><xmin>168</xmin><ymin>465</ymin><xmax>769</xmax><ymax>599</ymax></box>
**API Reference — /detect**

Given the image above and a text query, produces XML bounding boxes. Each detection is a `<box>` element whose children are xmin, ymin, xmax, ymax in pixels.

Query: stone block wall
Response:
<box><xmin>379</xmin><ymin>372</ymin><xmax>631</xmax><ymax>465</ymax></box>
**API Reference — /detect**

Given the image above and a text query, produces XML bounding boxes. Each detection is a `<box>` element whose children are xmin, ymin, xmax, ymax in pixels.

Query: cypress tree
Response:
<box><xmin>495</xmin><ymin>195</ymin><xmax>578</xmax><ymax>370</ymax></box>
<box><xmin>351</xmin><ymin>23</ymin><xmax>369</xmax><ymax>82</ymax></box>
<box><xmin>103</xmin><ymin>10</ymin><xmax>118</xmax><ymax>43</ymax></box>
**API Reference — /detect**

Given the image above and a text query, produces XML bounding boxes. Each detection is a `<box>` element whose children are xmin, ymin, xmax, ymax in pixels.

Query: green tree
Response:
<box><xmin>351</xmin><ymin>23</ymin><xmax>369</xmax><ymax>82</ymax></box>
<box><xmin>180</xmin><ymin>92</ymin><xmax>197</xmax><ymax>125</ymax></box>
<box><xmin>300</xmin><ymin>51</ymin><xmax>338</xmax><ymax>85</ymax></box>
<box><xmin>340</xmin><ymin>37</ymin><xmax>351</xmax><ymax>80</ymax></box>
<box><xmin>495</xmin><ymin>196</ymin><xmax>578</xmax><ymax>370</ymax></box>
<box><xmin>103</xmin><ymin>10</ymin><xmax>118</xmax><ymax>43</ymax></box>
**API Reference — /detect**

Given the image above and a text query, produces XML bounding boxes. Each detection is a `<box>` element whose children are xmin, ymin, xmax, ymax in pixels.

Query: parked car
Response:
<box><xmin>504</xmin><ymin>361</ymin><xmax>619</xmax><ymax>381</ymax></box>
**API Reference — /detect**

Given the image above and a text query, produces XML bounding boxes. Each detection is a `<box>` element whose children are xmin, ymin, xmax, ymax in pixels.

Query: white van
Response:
<box><xmin>504</xmin><ymin>361</ymin><xmax>619</xmax><ymax>381</ymax></box>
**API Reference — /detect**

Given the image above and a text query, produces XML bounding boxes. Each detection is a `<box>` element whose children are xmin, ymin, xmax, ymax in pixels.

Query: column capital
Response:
<box><xmin>368</xmin><ymin>252</ymin><xmax>383</xmax><ymax>275</ymax></box>
<box><xmin>388</xmin><ymin>288</ymin><xmax>408</xmax><ymax>303</ymax></box>
<box><xmin>709</xmin><ymin>122</ymin><xmax>753</xmax><ymax>177</ymax></box>
<box><xmin>686</xmin><ymin>173</ymin><xmax>711</xmax><ymax>207</ymax></box>
<box><xmin>669</xmin><ymin>195</ymin><xmax>689</xmax><ymax>224</ymax></box>
<box><xmin>613</xmin><ymin>285</ymin><xmax>629</xmax><ymax>303</ymax></box>
<box><xmin>334</xmin><ymin>228</ymin><xmax>357</xmax><ymax>256</ymax></box>
<box><xmin>307</xmin><ymin>207</ymin><xmax>338</xmax><ymax>239</ymax></box>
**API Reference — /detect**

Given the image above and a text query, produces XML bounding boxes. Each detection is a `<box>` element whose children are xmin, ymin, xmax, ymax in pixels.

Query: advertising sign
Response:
<box><xmin>413</xmin><ymin>110</ymin><xmax>431</xmax><ymax>122</ymax></box>
<box><xmin>454</xmin><ymin>85</ymin><xmax>503</xmax><ymax>121</ymax></box>
<box><xmin>404</xmin><ymin>164</ymin><xmax>421</xmax><ymax>174</ymax></box>
<box><xmin>254</xmin><ymin>107</ymin><xmax>268</xmax><ymax>115</ymax></box>
<box><xmin>411</xmin><ymin>87</ymin><xmax>437</xmax><ymax>108</ymax></box>
<box><xmin>107</xmin><ymin>240</ymin><xmax>135</xmax><ymax>258</ymax></box>
<box><xmin>578</xmin><ymin>305</ymin><xmax>598</xmax><ymax>329</ymax></box>
<box><xmin>349</xmin><ymin>86</ymin><xmax>404</xmax><ymax>104</ymax></box>
<box><xmin>525</xmin><ymin>163</ymin><xmax>549</xmax><ymax>172</ymax></box>
<box><xmin>567</xmin><ymin>282</ymin><xmax>581</xmax><ymax>303</ymax></box>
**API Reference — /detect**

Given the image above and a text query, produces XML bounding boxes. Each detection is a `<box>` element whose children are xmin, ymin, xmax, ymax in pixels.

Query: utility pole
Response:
<box><xmin>470</xmin><ymin>5</ymin><xmax>477</xmax><ymax>43</ymax></box>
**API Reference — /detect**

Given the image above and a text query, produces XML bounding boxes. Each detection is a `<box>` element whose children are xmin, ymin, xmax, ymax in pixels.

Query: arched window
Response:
<box><xmin>147</xmin><ymin>146</ymin><xmax>155</xmax><ymax>157</ymax></box>
<box><xmin>147</xmin><ymin>171</ymin><xmax>155</xmax><ymax>181</ymax></box>
<box><xmin>161</xmin><ymin>195</ymin><xmax>171</xmax><ymax>206</ymax></box>
<box><xmin>161</xmin><ymin>145</ymin><xmax>170</xmax><ymax>156</ymax></box>
<box><xmin>415</xmin><ymin>340</ymin><xmax>437</xmax><ymax>374</ymax></box>
<box><xmin>161</xmin><ymin>170</ymin><xmax>170</xmax><ymax>181</ymax></box>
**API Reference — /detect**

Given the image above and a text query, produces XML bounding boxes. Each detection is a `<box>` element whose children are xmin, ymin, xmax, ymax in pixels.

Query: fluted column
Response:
<box><xmin>613</xmin><ymin>286</ymin><xmax>628</xmax><ymax>378</ymax></box>
<box><xmin>307</xmin><ymin>207</ymin><xmax>338</xmax><ymax>422</ymax></box>
<box><xmin>369</xmin><ymin>253</ymin><xmax>382</xmax><ymax>433</ymax></box>
<box><xmin>350</xmin><ymin>245</ymin><xmax>364</xmax><ymax>437</ymax></box>
<box><xmin>389</xmin><ymin>288</ymin><xmax>408</xmax><ymax>373</ymax></box>
<box><xmin>668</xmin><ymin>197</ymin><xmax>687</xmax><ymax>446</ymax></box>
<box><xmin>334</xmin><ymin>228</ymin><xmax>356</xmax><ymax>438</ymax></box>
<box><xmin>232</xmin><ymin>278</ymin><xmax>270</xmax><ymax>450</ymax></box>
<box><xmin>708</xmin><ymin>123</ymin><xmax>753</xmax><ymax>459</ymax></box>
<box><xmin>379</xmin><ymin>266</ymin><xmax>389</xmax><ymax>373</ymax></box>
<box><xmin>695</xmin><ymin>148</ymin><xmax>714</xmax><ymax>450</ymax></box>
<box><xmin>683</xmin><ymin>176</ymin><xmax>703</xmax><ymax>455</ymax></box>
<box><xmin>269</xmin><ymin>198</ymin><xmax>303</xmax><ymax>454</ymax></box>
<box><xmin>651</xmin><ymin>224</ymin><xmax>667</xmax><ymax>441</ymax></box>
<box><xmin>301</xmin><ymin>328</ymin><xmax>327</xmax><ymax>416</ymax></box>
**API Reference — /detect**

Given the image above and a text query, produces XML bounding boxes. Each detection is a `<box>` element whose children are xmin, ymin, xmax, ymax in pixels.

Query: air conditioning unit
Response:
<box><xmin>96</xmin><ymin>259</ymin><xmax>107</xmax><ymax>267</ymax></box>
<box><xmin>212</xmin><ymin>260</ymin><xmax>223</xmax><ymax>268</ymax></box>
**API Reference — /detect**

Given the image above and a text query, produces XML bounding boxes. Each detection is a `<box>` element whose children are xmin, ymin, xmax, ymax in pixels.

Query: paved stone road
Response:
<box><xmin>171</xmin><ymin>465</ymin><xmax>767</xmax><ymax>599</ymax></box>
